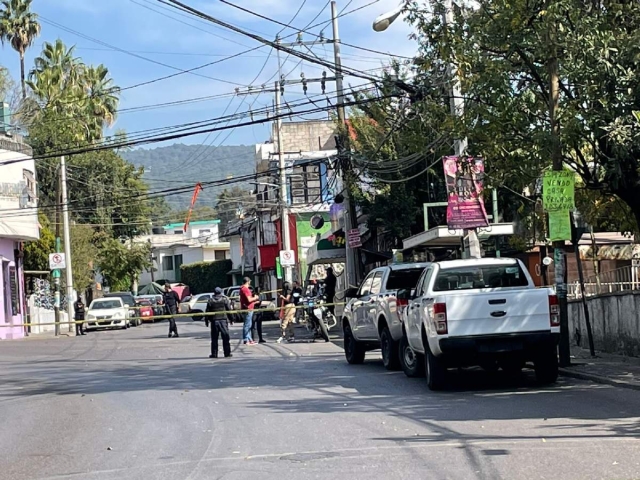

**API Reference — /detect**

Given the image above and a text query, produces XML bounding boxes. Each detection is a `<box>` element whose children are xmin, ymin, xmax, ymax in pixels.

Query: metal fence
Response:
<box><xmin>567</xmin><ymin>265</ymin><xmax>640</xmax><ymax>299</ymax></box>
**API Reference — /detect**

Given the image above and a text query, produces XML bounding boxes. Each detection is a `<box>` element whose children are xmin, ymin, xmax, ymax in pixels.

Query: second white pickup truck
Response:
<box><xmin>403</xmin><ymin>258</ymin><xmax>560</xmax><ymax>390</ymax></box>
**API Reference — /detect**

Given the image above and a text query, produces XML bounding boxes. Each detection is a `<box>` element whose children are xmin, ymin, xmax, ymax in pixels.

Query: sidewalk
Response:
<box><xmin>559</xmin><ymin>346</ymin><xmax>640</xmax><ymax>391</ymax></box>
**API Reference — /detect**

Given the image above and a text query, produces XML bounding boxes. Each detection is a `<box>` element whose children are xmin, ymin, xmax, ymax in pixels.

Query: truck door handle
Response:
<box><xmin>490</xmin><ymin>311</ymin><xmax>507</xmax><ymax>317</ymax></box>
<box><xmin>489</xmin><ymin>299</ymin><xmax>506</xmax><ymax>305</ymax></box>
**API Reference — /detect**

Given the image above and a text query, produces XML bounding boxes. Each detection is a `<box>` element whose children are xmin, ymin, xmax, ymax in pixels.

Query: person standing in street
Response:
<box><xmin>74</xmin><ymin>297</ymin><xmax>86</xmax><ymax>336</ymax></box>
<box><xmin>205</xmin><ymin>287</ymin><xmax>233</xmax><ymax>358</ymax></box>
<box><xmin>162</xmin><ymin>283</ymin><xmax>181</xmax><ymax>338</ymax></box>
<box><xmin>277</xmin><ymin>282</ymin><xmax>295</xmax><ymax>343</ymax></box>
<box><xmin>251</xmin><ymin>287</ymin><xmax>266</xmax><ymax>344</ymax></box>
<box><xmin>239</xmin><ymin>277</ymin><xmax>259</xmax><ymax>345</ymax></box>
<box><xmin>324</xmin><ymin>267</ymin><xmax>337</xmax><ymax>315</ymax></box>
<box><xmin>292</xmin><ymin>280</ymin><xmax>303</xmax><ymax>322</ymax></box>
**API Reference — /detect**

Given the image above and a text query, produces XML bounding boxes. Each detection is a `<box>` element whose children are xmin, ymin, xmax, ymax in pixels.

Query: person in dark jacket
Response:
<box><xmin>206</xmin><ymin>287</ymin><xmax>233</xmax><ymax>358</ymax></box>
<box><xmin>162</xmin><ymin>283</ymin><xmax>181</xmax><ymax>338</ymax></box>
<box><xmin>74</xmin><ymin>298</ymin><xmax>86</xmax><ymax>336</ymax></box>
<box><xmin>324</xmin><ymin>267</ymin><xmax>337</xmax><ymax>315</ymax></box>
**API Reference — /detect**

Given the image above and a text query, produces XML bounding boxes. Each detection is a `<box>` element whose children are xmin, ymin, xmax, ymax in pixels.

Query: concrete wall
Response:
<box><xmin>273</xmin><ymin>121</ymin><xmax>337</xmax><ymax>152</ymax></box>
<box><xmin>569</xmin><ymin>292</ymin><xmax>640</xmax><ymax>357</ymax></box>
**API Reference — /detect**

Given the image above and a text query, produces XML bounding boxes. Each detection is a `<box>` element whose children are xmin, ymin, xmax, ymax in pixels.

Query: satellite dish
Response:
<box><xmin>542</xmin><ymin>256</ymin><xmax>553</xmax><ymax>266</ymax></box>
<box><xmin>310</xmin><ymin>214</ymin><xmax>325</xmax><ymax>230</ymax></box>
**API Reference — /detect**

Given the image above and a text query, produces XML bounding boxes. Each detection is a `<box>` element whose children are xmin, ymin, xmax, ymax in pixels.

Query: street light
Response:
<box><xmin>372</xmin><ymin>4</ymin><xmax>403</xmax><ymax>32</ymax></box>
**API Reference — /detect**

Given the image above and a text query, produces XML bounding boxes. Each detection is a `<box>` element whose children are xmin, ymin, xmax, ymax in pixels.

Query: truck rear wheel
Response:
<box><xmin>534</xmin><ymin>347</ymin><xmax>558</xmax><ymax>384</ymax></box>
<box><xmin>344</xmin><ymin>323</ymin><xmax>365</xmax><ymax>365</ymax></box>
<box><xmin>400</xmin><ymin>334</ymin><xmax>424</xmax><ymax>378</ymax></box>
<box><xmin>380</xmin><ymin>326</ymin><xmax>400</xmax><ymax>370</ymax></box>
<box><xmin>425</xmin><ymin>349</ymin><xmax>447</xmax><ymax>390</ymax></box>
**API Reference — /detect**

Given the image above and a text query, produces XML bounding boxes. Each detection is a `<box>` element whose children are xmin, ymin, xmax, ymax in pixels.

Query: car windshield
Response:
<box><xmin>386</xmin><ymin>268</ymin><xmax>426</xmax><ymax>290</ymax></box>
<box><xmin>91</xmin><ymin>300</ymin><xmax>122</xmax><ymax>310</ymax></box>
<box><xmin>433</xmin><ymin>264</ymin><xmax>529</xmax><ymax>291</ymax></box>
<box><xmin>106</xmin><ymin>295</ymin><xmax>135</xmax><ymax>307</ymax></box>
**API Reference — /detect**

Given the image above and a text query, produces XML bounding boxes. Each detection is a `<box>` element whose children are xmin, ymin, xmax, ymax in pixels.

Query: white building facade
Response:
<box><xmin>136</xmin><ymin>220</ymin><xmax>230</xmax><ymax>286</ymax></box>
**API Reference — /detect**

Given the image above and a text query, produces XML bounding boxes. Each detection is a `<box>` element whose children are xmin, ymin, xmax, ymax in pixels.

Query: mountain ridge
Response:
<box><xmin>121</xmin><ymin>143</ymin><xmax>256</xmax><ymax>211</ymax></box>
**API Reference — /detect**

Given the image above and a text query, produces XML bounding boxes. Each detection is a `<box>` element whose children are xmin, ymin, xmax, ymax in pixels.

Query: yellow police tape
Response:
<box><xmin>0</xmin><ymin>302</ymin><xmax>345</xmax><ymax>328</ymax></box>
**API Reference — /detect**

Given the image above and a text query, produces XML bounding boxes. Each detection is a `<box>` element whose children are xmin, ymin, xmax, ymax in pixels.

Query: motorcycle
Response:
<box><xmin>298</xmin><ymin>294</ymin><xmax>337</xmax><ymax>342</ymax></box>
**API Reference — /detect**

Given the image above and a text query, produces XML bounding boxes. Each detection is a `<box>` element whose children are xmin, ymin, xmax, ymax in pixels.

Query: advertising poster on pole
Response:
<box><xmin>443</xmin><ymin>156</ymin><xmax>489</xmax><ymax>229</ymax></box>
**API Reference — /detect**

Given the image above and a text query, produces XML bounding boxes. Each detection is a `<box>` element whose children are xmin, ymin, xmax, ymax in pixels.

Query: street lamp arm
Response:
<box><xmin>372</xmin><ymin>4</ymin><xmax>404</xmax><ymax>32</ymax></box>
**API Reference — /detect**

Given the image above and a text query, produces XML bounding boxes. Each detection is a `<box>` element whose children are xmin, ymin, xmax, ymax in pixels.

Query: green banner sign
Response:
<box><xmin>548</xmin><ymin>210</ymin><xmax>572</xmax><ymax>241</ymax></box>
<box><xmin>543</xmin><ymin>170</ymin><xmax>575</xmax><ymax>211</ymax></box>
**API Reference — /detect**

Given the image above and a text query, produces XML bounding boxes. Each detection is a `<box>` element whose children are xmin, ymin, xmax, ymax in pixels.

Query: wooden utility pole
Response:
<box><xmin>547</xmin><ymin>0</ymin><xmax>571</xmax><ymax>366</ymax></box>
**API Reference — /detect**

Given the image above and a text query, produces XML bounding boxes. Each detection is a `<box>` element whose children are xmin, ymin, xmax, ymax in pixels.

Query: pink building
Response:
<box><xmin>0</xmin><ymin>132</ymin><xmax>39</xmax><ymax>340</ymax></box>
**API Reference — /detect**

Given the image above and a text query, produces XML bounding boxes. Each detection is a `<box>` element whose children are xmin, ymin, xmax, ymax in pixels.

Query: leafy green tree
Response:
<box><xmin>68</xmin><ymin>224</ymin><xmax>99</xmax><ymax>292</ymax></box>
<box><xmin>0</xmin><ymin>0</ymin><xmax>40</xmax><ymax>99</ymax></box>
<box><xmin>23</xmin><ymin>212</ymin><xmax>55</xmax><ymax>272</ymax></box>
<box><xmin>347</xmin><ymin>67</ymin><xmax>451</xmax><ymax>247</ymax></box>
<box><xmin>98</xmin><ymin>239</ymin><xmax>151</xmax><ymax>292</ymax></box>
<box><xmin>406</xmin><ymin>0</ymin><xmax>640</xmax><ymax>232</ymax></box>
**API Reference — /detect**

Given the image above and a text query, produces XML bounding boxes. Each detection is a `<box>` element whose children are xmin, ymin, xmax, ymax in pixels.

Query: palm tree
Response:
<box><xmin>27</xmin><ymin>40</ymin><xmax>83</xmax><ymax>110</ymax></box>
<box><xmin>0</xmin><ymin>0</ymin><xmax>41</xmax><ymax>99</ymax></box>
<box><xmin>82</xmin><ymin>64</ymin><xmax>119</xmax><ymax>138</ymax></box>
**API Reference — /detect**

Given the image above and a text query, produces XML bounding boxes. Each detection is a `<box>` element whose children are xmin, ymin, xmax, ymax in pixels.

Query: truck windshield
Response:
<box><xmin>433</xmin><ymin>264</ymin><xmax>529</xmax><ymax>291</ymax></box>
<box><xmin>387</xmin><ymin>268</ymin><xmax>426</xmax><ymax>290</ymax></box>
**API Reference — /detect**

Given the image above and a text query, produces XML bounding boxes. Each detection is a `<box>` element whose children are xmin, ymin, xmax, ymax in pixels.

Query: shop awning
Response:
<box><xmin>306</xmin><ymin>231</ymin><xmax>346</xmax><ymax>266</ymax></box>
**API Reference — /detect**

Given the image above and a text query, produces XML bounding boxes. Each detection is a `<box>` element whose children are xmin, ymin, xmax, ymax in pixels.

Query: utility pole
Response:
<box><xmin>442</xmin><ymin>0</ymin><xmax>480</xmax><ymax>259</ymax></box>
<box><xmin>54</xmin><ymin>172</ymin><xmax>62</xmax><ymax>336</ymax></box>
<box><xmin>60</xmin><ymin>156</ymin><xmax>75</xmax><ymax>333</ymax></box>
<box><xmin>331</xmin><ymin>0</ymin><xmax>363</xmax><ymax>287</ymax></box>
<box><xmin>546</xmin><ymin>0</ymin><xmax>570</xmax><ymax>367</ymax></box>
<box><xmin>275</xmin><ymin>81</ymin><xmax>293</xmax><ymax>284</ymax></box>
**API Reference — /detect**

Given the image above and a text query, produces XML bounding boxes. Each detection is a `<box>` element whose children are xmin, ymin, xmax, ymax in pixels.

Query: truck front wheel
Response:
<box><xmin>534</xmin><ymin>347</ymin><xmax>559</xmax><ymax>384</ymax></box>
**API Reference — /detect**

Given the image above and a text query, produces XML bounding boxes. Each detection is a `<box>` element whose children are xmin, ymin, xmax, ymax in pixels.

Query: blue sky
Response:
<box><xmin>0</xmin><ymin>0</ymin><xmax>416</xmax><ymax>150</ymax></box>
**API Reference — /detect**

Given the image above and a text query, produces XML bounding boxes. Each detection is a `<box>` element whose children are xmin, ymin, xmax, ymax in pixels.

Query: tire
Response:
<box><xmin>344</xmin><ymin>322</ymin><xmax>365</xmax><ymax>364</ymax></box>
<box><xmin>318</xmin><ymin>317</ymin><xmax>330</xmax><ymax>342</ymax></box>
<box><xmin>380</xmin><ymin>326</ymin><xmax>401</xmax><ymax>370</ymax></box>
<box><xmin>425</xmin><ymin>349</ymin><xmax>447</xmax><ymax>391</ymax></box>
<box><xmin>400</xmin><ymin>334</ymin><xmax>425</xmax><ymax>377</ymax></box>
<box><xmin>534</xmin><ymin>347</ymin><xmax>559</xmax><ymax>384</ymax></box>
<box><xmin>191</xmin><ymin>310</ymin><xmax>204</xmax><ymax>322</ymax></box>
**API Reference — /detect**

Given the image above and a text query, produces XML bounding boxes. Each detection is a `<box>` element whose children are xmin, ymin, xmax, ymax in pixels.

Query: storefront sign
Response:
<box><xmin>443</xmin><ymin>156</ymin><xmax>489</xmax><ymax>229</ymax></box>
<box><xmin>543</xmin><ymin>170</ymin><xmax>575</xmax><ymax>211</ymax></box>
<box><xmin>347</xmin><ymin>228</ymin><xmax>362</xmax><ymax>248</ymax></box>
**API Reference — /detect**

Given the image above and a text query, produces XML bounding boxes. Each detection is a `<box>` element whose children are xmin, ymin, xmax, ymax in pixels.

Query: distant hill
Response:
<box><xmin>122</xmin><ymin>144</ymin><xmax>255</xmax><ymax>211</ymax></box>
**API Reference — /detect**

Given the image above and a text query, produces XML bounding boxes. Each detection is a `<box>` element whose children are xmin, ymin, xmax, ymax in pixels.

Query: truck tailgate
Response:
<box><xmin>442</xmin><ymin>289</ymin><xmax>552</xmax><ymax>337</ymax></box>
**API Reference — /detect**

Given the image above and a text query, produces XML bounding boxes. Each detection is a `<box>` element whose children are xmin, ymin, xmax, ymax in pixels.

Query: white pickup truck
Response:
<box><xmin>403</xmin><ymin>258</ymin><xmax>560</xmax><ymax>390</ymax></box>
<box><xmin>342</xmin><ymin>263</ymin><xmax>431</xmax><ymax>370</ymax></box>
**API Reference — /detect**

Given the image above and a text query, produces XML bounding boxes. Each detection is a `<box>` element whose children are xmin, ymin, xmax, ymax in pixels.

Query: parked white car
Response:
<box><xmin>399</xmin><ymin>258</ymin><xmax>559</xmax><ymax>390</ymax></box>
<box><xmin>179</xmin><ymin>293</ymin><xmax>215</xmax><ymax>319</ymax></box>
<box><xmin>85</xmin><ymin>298</ymin><xmax>130</xmax><ymax>331</ymax></box>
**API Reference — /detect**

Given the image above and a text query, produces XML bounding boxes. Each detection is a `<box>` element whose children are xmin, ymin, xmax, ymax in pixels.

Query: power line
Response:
<box><xmin>0</xmin><ymin>89</ymin><xmax>388</xmax><ymax>168</ymax></box>
<box><xmin>38</xmin><ymin>16</ymin><xmax>247</xmax><ymax>87</ymax></box>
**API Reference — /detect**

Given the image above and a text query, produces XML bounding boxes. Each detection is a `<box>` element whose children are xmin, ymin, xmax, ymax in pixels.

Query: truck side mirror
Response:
<box><xmin>345</xmin><ymin>287</ymin><xmax>359</xmax><ymax>298</ymax></box>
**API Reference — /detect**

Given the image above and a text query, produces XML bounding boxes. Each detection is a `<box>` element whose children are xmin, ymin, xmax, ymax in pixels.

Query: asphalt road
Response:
<box><xmin>1</xmin><ymin>319</ymin><xmax>639</xmax><ymax>480</ymax></box>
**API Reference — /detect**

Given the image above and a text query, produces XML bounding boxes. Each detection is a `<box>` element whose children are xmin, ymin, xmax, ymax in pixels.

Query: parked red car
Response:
<box><xmin>136</xmin><ymin>299</ymin><xmax>155</xmax><ymax>322</ymax></box>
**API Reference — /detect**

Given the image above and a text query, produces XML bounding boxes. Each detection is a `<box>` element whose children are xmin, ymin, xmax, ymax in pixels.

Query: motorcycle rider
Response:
<box><xmin>205</xmin><ymin>287</ymin><xmax>233</xmax><ymax>358</ymax></box>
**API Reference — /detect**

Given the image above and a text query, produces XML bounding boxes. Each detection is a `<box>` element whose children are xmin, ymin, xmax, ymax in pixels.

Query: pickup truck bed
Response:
<box><xmin>404</xmin><ymin>258</ymin><xmax>560</xmax><ymax>390</ymax></box>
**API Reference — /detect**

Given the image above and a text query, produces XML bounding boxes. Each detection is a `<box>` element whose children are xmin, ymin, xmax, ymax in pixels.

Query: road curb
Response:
<box><xmin>559</xmin><ymin>368</ymin><xmax>640</xmax><ymax>391</ymax></box>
